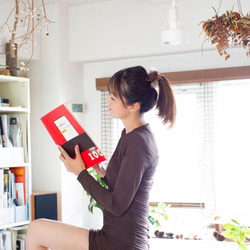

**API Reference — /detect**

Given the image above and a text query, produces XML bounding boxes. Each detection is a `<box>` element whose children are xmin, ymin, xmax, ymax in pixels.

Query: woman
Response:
<box><xmin>26</xmin><ymin>65</ymin><xmax>176</xmax><ymax>250</ymax></box>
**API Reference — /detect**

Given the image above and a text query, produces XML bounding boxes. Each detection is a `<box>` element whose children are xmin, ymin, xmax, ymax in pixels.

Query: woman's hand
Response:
<box><xmin>92</xmin><ymin>164</ymin><xmax>106</xmax><ymax>178</ymax></box>
<box><xmin>58</xmin><ymin>145</ymin><xmax>86</xmax><ymax>176</ymax></box>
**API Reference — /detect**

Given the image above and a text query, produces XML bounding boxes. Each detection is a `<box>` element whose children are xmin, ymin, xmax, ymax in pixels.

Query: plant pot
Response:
<box><xmin>6</xmin><ymin>42</ymin><xmax>17</xmax><ymax>76</ymax></box>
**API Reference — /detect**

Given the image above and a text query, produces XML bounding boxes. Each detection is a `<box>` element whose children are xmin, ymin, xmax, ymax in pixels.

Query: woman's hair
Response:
<box><xmin>108</xmin><ymin>66</ymin><xmax>176</xmax><ymax>128</ymax></box>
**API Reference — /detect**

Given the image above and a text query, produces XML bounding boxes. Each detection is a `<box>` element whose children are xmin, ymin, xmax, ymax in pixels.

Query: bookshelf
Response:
<box><xmin>0</xmin><ymin>75</ymin><xmax>31</xmax><ymax>236</ymax></box>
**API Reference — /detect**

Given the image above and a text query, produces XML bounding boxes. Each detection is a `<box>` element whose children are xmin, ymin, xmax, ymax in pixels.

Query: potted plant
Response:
<box><xmin>221</xmin><ymin>219</ymin><xmax>250</xmax><ymax>250</ymax></box>
<box><xmin>148</xmin><ymin>202</ymin><xmax>171</xmax><ymax>238</ymax></box>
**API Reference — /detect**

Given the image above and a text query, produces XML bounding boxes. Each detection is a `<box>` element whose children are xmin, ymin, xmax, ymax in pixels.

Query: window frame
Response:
<box><xmin>96</xmin><ymin>66</ymin><xmax>250</xmax><ymax>90</ymax></box>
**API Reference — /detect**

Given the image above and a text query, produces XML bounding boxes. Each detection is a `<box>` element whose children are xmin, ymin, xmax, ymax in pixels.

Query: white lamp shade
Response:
<box><xmin>161</xmin><ymin>0</ymin><xmax>189</xmax><ymax>45</ymax></box>
<box><xmin>161</xmin><ymin>29</ymin><xmax>189</xmax><ymax>45</ymax></box>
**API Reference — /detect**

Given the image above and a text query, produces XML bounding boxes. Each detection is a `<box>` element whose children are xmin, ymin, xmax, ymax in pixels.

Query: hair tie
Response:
<box><xmin>147</xmin><ymin>67</ymin><xmax>162</xmax><ymax>88</ymax></box>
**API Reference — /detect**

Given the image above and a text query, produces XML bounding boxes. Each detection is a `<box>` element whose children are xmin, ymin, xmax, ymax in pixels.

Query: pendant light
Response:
<box><xmin>161</xmin><ymin>0</ymin><xmax>189</xmax><ymax>45</ymax></box>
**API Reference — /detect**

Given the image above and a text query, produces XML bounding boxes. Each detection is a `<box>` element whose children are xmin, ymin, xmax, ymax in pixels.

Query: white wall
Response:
<box><xmin>68</xmin><ymin>0</ymin><xmax>250</xmax><ymax>228</ymax></box>
<box><xmin>27</xmin><ymin>3</ymin><xmax>87</xmax><ymax>225</ymax></box>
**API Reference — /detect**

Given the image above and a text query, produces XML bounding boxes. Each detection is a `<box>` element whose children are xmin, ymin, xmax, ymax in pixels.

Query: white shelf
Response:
<box><xmin>0</xmin><ymin>163</ymin><xmax>30</xmax><ymax>168</ymax></box>
<box><xmin>0</xmin><ymin>221</ymin><xmax>30</xmax><ymax>230</ymax></box>
<box><xmin>0</xmin><ymin>106</ymin><xmax>30</xmax><ymax>113</ymax></box>
<box><xmin>0</xmin><ymin>75</ymin><xmax>32</xmax><ymax>241</ymax></box>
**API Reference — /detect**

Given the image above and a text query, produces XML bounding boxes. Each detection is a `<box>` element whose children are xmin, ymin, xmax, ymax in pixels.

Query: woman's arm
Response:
<box><xmin>78</xmin><ymin>139</ymin><xmax>150</xmax><ymax>217</ymax></box>
<box><xmin>59</xmin><ymin>141</ymin><xmax>149</xmax><ymax>217</ymax></box>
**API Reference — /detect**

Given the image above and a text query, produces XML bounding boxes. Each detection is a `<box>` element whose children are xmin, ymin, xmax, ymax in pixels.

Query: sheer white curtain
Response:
<box><xmin>145</xmin><ymin>83</ymin><xmax>216</xmax><ymax>217</ymax></box>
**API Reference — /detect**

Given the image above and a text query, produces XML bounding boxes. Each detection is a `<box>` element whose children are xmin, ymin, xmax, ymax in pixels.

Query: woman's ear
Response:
<box><xmin>129</xmin><ymin>102</ymin><xmax>141</xmax><ymax>113</ymax></box>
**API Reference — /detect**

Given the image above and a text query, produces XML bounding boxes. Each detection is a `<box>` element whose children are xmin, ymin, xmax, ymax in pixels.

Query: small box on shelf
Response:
<box><xmin>1</xmin><ymin>98</ymin><xmax>10</xmax><ymax>107</ymax></box>
<box><xmin>14</xmin><ymin>205</ymin><xmax>26</xmax><ymax>223</ymax></box>
<box><xmin>0</xmin><ymin>205</ymin><xmax>26</xmax><ymax>227</ymax></box>
<box><xmin>0</xmin><ymin>207</ymin><xmax>15</xmax><ymax>225</ymax></box>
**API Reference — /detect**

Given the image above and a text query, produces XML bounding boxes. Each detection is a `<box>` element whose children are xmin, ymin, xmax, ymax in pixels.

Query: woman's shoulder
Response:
<box><xmin>121</xmin><ymin>124</ymin><xmax>158</xmax><ymax>163</ymax></box>
<box><xmin>123</xmin><ymin>124</ymin><xmax>156</xmax><ymax>147</ymax></box>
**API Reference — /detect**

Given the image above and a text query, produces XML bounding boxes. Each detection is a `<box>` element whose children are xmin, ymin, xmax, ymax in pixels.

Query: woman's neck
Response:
<box><xmin>122</xmin><ymin>115</ymin><xmax>146</xmax><ymax>134</ymax></box>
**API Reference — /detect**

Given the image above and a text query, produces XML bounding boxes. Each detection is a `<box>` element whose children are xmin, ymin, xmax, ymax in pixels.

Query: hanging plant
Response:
<box><xmin>199</xmin><ymin>2</ymin><xmax>250</xmax><ymax>60</ymax></box>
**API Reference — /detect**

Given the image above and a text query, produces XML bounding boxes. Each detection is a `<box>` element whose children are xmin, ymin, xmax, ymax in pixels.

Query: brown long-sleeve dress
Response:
<box><xmin>77</xmin><ymin>124</ymin><xmax>159</xmax><ymax>250</ymax></box>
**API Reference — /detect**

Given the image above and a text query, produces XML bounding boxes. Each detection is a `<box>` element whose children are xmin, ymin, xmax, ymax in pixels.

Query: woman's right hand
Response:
<box><xmin>92</xmin><ymin>164</ymin><xmax>106</xmax><ymax>178</ymax></box>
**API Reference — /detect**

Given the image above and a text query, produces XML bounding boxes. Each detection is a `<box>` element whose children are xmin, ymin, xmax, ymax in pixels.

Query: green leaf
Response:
<box><xmin>95</xmin><ymin>202</ymin><xmax>103</xmax><ymax>211</ymax></box>
<box><xmin>233</xmin><ymin>235</ymin><xmax>238</xmax><ymax>242</ymax></box>
<box><xmin>89</xmin><ymin>204</ymin><xmax>93</xmax><ymax>214</ymax></box>
<box><xmin>232</xmin><ymin>219</ymin><xmax>240</xmax><ymax>225</ymax></box>
<box><xmin>223</xmin><ymin>223</ymin><xmax>237</xmax><ymax>230</ymax></box>
<box><xmin>150</xmin><ymin>208</ymin><xmax>156</xmax><ymax>213</ymax></box>
<box><xmin>222</xmin><ymin>230</ymin><xmax>238</xmax><ymax>239</ymax></box>
<box><xmin>148</xmin><ymin>215</ymin><xmax>156</xmax><ymax>226</ymax></box>
<box><xmin>237</xmin><ymin>241</ymin><xmax>248</xmax><ymax>250</ymax></box>
<box><xmin>221</xmin><ymin>231</ymin><xmax>234</xmax><ymax>238</ymax></box>
<box><xmin>155</xmin><ymin>220</ymin><xmax>161</xmax><ymax>228</ymax></box>
<box><xmin>240</xmin><ymin>231</ymin><xmax>246</xmax><ymax>242</ymax></box>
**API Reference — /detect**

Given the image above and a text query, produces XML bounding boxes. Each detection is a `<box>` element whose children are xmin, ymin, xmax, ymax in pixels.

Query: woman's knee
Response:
<box><xmin>27</xmin><ymin>219</ymin><xmax>48</xmax><ymax>241</ymax></box>
<box><xmin>28</xmin><ymin>218</ymin><xmax>46</xmax><ymax>231</ymax></box>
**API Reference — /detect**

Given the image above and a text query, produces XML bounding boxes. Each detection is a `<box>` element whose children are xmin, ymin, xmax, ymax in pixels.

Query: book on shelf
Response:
<box><xmin>0</xmin><ymin>114</ymin><xmax>22</xmax><ymax>148</ymax></box>
<box><xmin>8</xmin><ymin>225</ymin><xmax>28</xmax><ymax>250</ymax></box>
<box><xmin>41</xmin><ymin>104</ymin><xmax>106</xmax><ymax>169</ymax></box>
<box><xmin>10</xmin><ymin>167</ymin><xmax>26</xmax><ymax>206</ymax></box>
<box><xmin>0</xmin><ymin>230</ymin><xmax>12</xmax><ymax>250</ymax></box>
<box><xmin>0</xmin><ymin>169</ymin><xmax>3</xmax><ymax>209</ymax></box>
<box><xmin>16</xmin><ymin>237</ymin><xmax>25</xmax><ymax>250</ymax></box>
<box><xmin>0</xmin><ymin>167</ymin><xmax>26</xmax><ymax>207</ymax></box>
<box><xmin>8</xmin><ymin>115</ymin><xmax>21</xmax><ymax>147</ymax></box>
<box><xmin>0</xmin><ymin>115</ymin><xmax>8</xmax><ymax>147</ymax></box>
<box><xmin>3</xmin><ymin>169</ymin><xmax>11</xmax><ymax>208</ymax></box>
<box><xmin>0</xmin><ymin>167</ymin><xmax>27</xmax><ymax>226</ymax></box>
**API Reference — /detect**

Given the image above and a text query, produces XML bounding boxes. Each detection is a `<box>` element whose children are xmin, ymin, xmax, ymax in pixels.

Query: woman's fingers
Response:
<box><xmin>75</xmin><ymin>144</ymin><xmax>81</xmax><ymax>158</ymax></box>
<box><xmin>58</xmin><ymin>145</ymin><xmax>68</xmax><ymax>161</ymax></box>
<box><xmin>58</xmin><ymin>144</ymin><xmax>86</xmax><ymax>175</ymax></box>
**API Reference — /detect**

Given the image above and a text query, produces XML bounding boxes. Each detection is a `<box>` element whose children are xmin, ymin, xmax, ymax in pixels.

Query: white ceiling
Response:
<box><xmin>0</xmin><ymin>0</ymin><xmax>183</xmax><ymax>6</ymax></box>
<box><xmin>43</xmin><ymin>0</ymin><xmax>180</xmax><ymax>6</ymax></box>
<box><xmin>43</xmin><ymin>0</ymin><xmax>107</xmax><ymax>5</ymax></box>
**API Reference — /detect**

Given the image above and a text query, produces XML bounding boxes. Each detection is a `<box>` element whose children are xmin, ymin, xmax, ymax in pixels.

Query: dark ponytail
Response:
<box><xmin>146</xmin><ymin>68</ymin><xmax>176</xmax><ymax>127</ymax></box>
<box><xmin>108</xmin><ymin>66</ymin><xmax>176</xmax><ymax>128</ymax></box>
<box><xmin>156</xmin><ymin>76</ymin><xmax>176</xmax><ymax>128</ymax></box>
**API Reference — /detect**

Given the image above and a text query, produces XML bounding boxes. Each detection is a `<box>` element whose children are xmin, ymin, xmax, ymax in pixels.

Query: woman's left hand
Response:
<box><xmin>58</xmin><ymin>145</ymin><xmax>86</xmax><ymax>175</ymax></box>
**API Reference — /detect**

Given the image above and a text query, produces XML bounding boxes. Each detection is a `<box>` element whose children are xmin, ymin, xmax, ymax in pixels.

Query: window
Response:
<box><xmin>99</xmin><ymin>76</ymin><xmax>250</xmax><ymax>224</ymax></box>
<box><xmin>146</xmin><ymin>83</ymin><xmax>214</xmax><ymax>206</ymax></box>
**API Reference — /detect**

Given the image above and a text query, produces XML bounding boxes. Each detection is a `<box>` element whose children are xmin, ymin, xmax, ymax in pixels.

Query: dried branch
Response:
<box><xmin>0</xmin><ymin>0</ymin><xmax>54</xmax><ymax>71</ymax></box>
